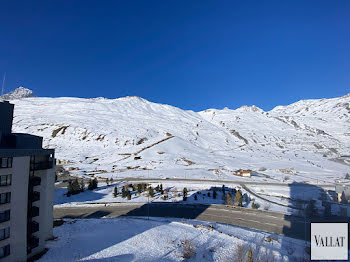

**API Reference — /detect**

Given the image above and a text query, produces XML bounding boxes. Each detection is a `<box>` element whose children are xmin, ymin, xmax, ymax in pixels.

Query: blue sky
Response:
<box><xmin>1</xmin><ymin>1</ymin><xmax>349</xmax><ymax>111</ymax></box>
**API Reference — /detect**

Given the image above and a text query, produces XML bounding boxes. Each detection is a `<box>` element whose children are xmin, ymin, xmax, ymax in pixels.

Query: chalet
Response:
<box><xmin>236</xmin><ymin>169</ymin><xmax>251</xmax><ymax>177</ymax></box>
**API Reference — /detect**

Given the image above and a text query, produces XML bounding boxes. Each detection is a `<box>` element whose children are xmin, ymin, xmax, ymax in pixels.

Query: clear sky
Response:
<box><xmin>1</xmin><ymin>1</ymin><xmax>349</xmax><ymax>111</ymax></box>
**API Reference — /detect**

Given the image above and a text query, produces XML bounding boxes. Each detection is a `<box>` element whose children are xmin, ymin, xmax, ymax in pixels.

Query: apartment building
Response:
<box><xmin>0</xmin><ymin>101</ymin><xmax>55</xmax><ymax>261</ymax></box>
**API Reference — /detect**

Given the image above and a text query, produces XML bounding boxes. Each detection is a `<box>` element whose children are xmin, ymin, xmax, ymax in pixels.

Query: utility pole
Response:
<box><xmin>1</xmin><ymin>73</ymin><xmax>6</xmax><ymax>96</ymax></box>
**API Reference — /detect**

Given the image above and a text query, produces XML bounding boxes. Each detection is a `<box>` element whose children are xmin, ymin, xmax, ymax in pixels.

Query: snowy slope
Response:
<box><xmin>7</xmin><ymin>88</ymin><xmax>350</xmax><ymax>183</ymax></box>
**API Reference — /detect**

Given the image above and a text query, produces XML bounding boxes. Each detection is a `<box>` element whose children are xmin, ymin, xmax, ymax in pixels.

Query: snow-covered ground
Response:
<box><xmin>39</xmin><ymin>217</ymin><xmax>307</xmax><ymax>262</ymax></box>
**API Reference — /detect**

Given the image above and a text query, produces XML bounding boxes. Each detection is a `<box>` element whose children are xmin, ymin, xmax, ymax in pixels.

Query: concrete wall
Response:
<box><xmin>0</xmin><ymin>156</ymin><xmax>55</xmax><ymax>262</ymax></box>
<box><xmin>0</xmin><ymin>156</ymin><xmax>29</xmax><ymax>262</ymax></box>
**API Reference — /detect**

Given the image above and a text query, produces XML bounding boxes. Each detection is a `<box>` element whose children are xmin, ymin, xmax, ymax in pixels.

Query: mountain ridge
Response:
<box><xmin>4</xmin><ymin>87</ymin><xmax>350</xmax><ymax>183</ymax></box>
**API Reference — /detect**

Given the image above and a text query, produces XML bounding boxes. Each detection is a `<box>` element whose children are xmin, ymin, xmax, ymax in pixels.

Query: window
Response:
<box><xmin>0</xmin><ymin>193</ymin><xmax>10</xmax><ymax>205</ymax></box>
<box><xmin>0</xmin><ymin>158</ymin><xmax>12</xmax><ymax>169</ymax></box>
<box><xmin>0</xmin><ymin>227</ymin><xmax>10</xmax><ymax>241</ymax></box>
<box><xmin>0</xmin><ymin>211</ymin><xmax>10</xmax><ymax>223</ymax></box>
<box><xmin>0</xmin><ymin>244</ymin><xmax>10</xmax><ymax>258</ymax></box>
<box><xmin>0</xmin><ymin>175</ymin><xmax>11</xmax><ymax>187</ymax></box>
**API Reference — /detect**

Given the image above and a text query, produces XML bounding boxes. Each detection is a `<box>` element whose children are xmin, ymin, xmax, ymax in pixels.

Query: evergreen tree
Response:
<box><xmin>213</xmin><ymin>190</ymin><xmax>217</xmax><ymax>199</ymax></box>
<box><xmin>155</xmin><ymin>185</ymin><xmax>160</xmax><ymax>192</ymax></box>
<box><xmin>341</xmin><ymin>192</ymin><xmax>348</xmax><ymax>204</ymax></box>
<box><xmin>226</xmin><ymin>193</ymin><xmax>233</xmax><ymax>205</ymax></box>
<box><xmin>110</xmin><ymin>177</ymin><xmax>114</xmax><ymax>184</ymax></box>
<box><xmin>222</xmin><ymin>185</ymin><xmax>225</xmax><ymax>194</ymax></box>
<box><xmin>92</xmin><ymin>178</ymin><xmax>98</xmax><ymax>189</ymax></box>
<box><xmin>305</xmin><ymin>200</ymin><xmax>316</xmax><ymax>217</ymax></box>
<box><xmin>113</xmin><ymin>186</ymin><xmax>118</xmax><ymax>197</ymax></box>
<box><xmin>71</xmin><ymin>178</ymin><xmax>80</xmax><ymax>194</ymax></box>
<box><xmin>121</xmin><ymin>186</ymin><xmax>126</xmax><ymax>198</ymax></box>
<box><xmin>194</xmin><ymin>194</ymin><xmax>197</xmax><ymax>200</ymax></box>
<box><xmin>183</xmin><ymin>187</ymin><xmax>188</xmax><ymax>201</ymax></box>
<box><xmin>137</xmin><ymin>184</ymin><xmax>142</xmax><ymax>195</ymax></box>
<box><xmin>88</xmin><ymin>179</ymin><xmax>94</xmax><ymax>190</ymax></box>
<box><xmin>67</xmin><ymin>179</ymin><xmax>73</xmax><ymax>196</ymax></box>
<box><xmin>106</xmin><ymin>178</ymin><xmax>110</xmax><ymax>186</ymax></box>
<box><xmin>234</xmin><ymin>190</ymin><xmax>243</xmax><ymax>206</ymax></box>
<box><xmin>80</xmin><ymin>180</ymin><xmax>85</xmax><ymax>192</ymax></box>
<box><xmin>160</xmin><ymin>184</ymin><xmax>164</xmax><ymax>194</ymax></box>
<box><xmin>127</xmin><ymin>190</ymin><xmax>131</xmax><ymax>200</ymax></box>
<box><xmin>345</xmin><ymin>173</ymin><xmax>350</xmax><ymax>180</ymax></box>
<box><xmin>149</xmin><ymin>186</ymin><xmax>154</xmax><ymax>197</ymax></box>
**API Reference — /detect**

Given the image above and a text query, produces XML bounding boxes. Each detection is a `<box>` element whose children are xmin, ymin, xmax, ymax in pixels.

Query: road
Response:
<box><xmin>55</xmin><ymin>203</ymin><xmax>329</xmax><ymax>241</ymax></box>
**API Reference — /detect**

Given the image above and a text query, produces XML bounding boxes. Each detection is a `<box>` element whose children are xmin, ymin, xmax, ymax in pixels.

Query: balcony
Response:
<box><xmin>29</xmin><ymin>176</ymin><xmax>41</xmax><ymax>187</ymax></box>
<box><xmin>28</xmin><ymin>191</ymin><xmax>40</xmax><ymax>202</ymax></box>
<box><xmin>28</xmin><ymin>221</ymin><xmax>39</xmax><ymax>234</ymax></box>
<box><xmin>28</xmin><ymin>206</ymin><xmax>39</xmax><ymax>218</ymax></box>
<box><xmin>27</xmin><ymin>236</ymin><xmax>39</xmax><ymax>251</ymax></box>
<box><xmin>31</xmin><ymin>158</ymin><xmax>54</xmax><ymax>171</ymax></box>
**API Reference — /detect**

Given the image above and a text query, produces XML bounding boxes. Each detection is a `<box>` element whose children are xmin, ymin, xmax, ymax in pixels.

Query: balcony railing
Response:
<box><xmin>29</xmin><ymin>176</ymin><xmax>41</xmax><ymax>187</ymax></box>
<box><xmin>28</xmin><ymin>221</ymin><xmax>39</xmax><ymax>234</ymax></box>
<box><xmin>28</xmin><ymin>191</ymin><xmax>40</xmax><ymax>202</ymax></box>
<box><xmin>31</xmin><ymin>158</ymin><xmax>54</xmax><ymax>171</ymax></box>
<box><xmin>29</xmin><ymin>206</ymin><xmax>39</xmax><ymax>218</ymax></box>
<box><xmin>27</xmin><ymin>236</ymin><xmax>39</xmax><ymax>250</ymax></box>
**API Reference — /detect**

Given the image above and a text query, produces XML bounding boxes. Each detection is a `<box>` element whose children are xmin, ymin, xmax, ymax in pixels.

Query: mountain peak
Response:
<box><xmin>0</xmin><ymin>86</ymin><xmax>35</xmax><ymax>100</ymax></box>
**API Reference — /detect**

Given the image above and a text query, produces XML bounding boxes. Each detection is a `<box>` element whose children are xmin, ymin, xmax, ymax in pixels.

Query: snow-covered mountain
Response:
<box><xmin>0</xmin><ymin>87</ymin><xmax>35</xmax><ymax>100</ymax></box>
<box><xmin>7</xmin><ymin>88</ymin><xmax>350</xmax><ymax>183</ymax></box>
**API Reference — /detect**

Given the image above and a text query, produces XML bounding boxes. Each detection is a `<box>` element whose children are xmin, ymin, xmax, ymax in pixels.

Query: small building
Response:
<box><xmin>279</xmin><ymin>168</ymin><xmax>295</xmax><ymax>174</ymax></box>
<box><xmin>236</xmin><ymin>169</ymin><xmax>251</xmax><ymax>177</ymax></box>
<box><xmin>335</xmin><ymin>184</ymin><xmax>350</xmax><ymax>203</ymax></box>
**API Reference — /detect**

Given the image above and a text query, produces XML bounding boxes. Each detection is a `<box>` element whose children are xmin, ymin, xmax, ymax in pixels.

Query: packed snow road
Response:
<box><xmin>54</xmin><ymin>203</ymin><xmax>348</xmax><ymax>241</ymax></box>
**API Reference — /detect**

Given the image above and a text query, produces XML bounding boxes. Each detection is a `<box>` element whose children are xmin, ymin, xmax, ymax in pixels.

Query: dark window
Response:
<box><xmin>0</xmin><ymin>158</ymin><xmax>12</xmax><ymax>169</ymax></box>
<box><xmin>0</xmin><ymin>227</ymin><xmax>10</xmax><ymax>241</ymax></box>
<box><xmin>0</xmin><ymin>193</ymin><xmax>10</xmax><ymax>205</ymax></box>
<box><xmin>0</xmin><ymin>244</ymin><xmax>10</xmax><ymax>258</ymax></box>
<box><xmin>0</xmin><ymin>174</ymin><xmax>11</xmax><ymax>187</ymax></box>
<box><xmin>0</xmin><ymin>210</ymin><xmax>10</xmax><ymax>223</ymax></box>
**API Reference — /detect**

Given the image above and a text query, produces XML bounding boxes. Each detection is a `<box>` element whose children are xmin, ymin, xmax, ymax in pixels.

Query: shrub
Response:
<box><xmin>247</xmin><ymin>248</ymin><xmax>253</xmax><ymax>262</ymax></box>
<box><xmin>252</xmin><ymin>202</ymin><xmax>260</xmax><ymax>209</ymax></box>
<box><xmin>180</xmin><ymin>239</ymin><xmax>196</xmax><ymax>259</ymax></box>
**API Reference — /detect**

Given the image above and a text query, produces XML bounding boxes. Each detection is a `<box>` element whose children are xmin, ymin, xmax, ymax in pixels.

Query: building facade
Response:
<box><xmin>0</xmin><ymin>101</ymin><xmax>55</xmax><ymax>261</ymax></box>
